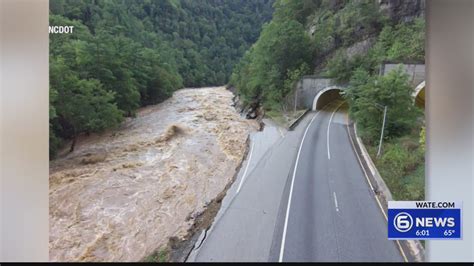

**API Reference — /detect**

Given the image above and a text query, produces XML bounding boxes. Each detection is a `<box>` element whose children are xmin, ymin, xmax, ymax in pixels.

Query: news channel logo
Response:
<box><xmin>388</xmin><ymin>201</ymin><xmax>462</xmax><ymax>240</ymax></box>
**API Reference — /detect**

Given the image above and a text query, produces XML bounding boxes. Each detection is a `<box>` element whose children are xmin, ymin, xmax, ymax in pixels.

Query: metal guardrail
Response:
<box><xmin>349</xmin><ymin>122</ymin><xmax>425</xmax><ymax>262</ymax></box>
<box><xmin>288</xmin><ymin>109</ymin><xmax>310</xmax><ymax>131</ymax></box>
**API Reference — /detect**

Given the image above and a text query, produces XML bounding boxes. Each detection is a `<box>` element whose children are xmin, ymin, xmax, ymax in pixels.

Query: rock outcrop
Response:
<box><xmin>379</xmin><ymin>0</ymin><xmax>425</xmax><ymax>23</ymax></box>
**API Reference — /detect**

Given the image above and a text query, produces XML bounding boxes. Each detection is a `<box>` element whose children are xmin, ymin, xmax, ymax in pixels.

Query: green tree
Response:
<box><xmin>49</xmin><ymin>0</ymin><xmax>274</xmax><ymax>156</ymax></box>
<box><xmin>230</xmin><ymin>18</ymin><xmax>311</xmax><ymax>110</ymax></box>
<box><xmin>345</xmin><ymin>66</ymin><xmax>421</xmax><ymax>143</ymax></box>
<box><xmin>50</xmin><ymin>57</ymin><xmax>122</xmax><ymax>152</ymax></box>
<box><xmin>376</xmin><ymin>18</ymin><xmax>425</xmax><ymax>62</ymax></box>
<box><xmin>419</xmin><ymin>126</ymin><xmax>426</xmax><ymax>152</ymax></box>
<box><xmin>49</xmin><ymin>86</ymin><xmax>61</xmax><ymax>158</ymax></box>
<box><xmin>284</xmin><ymin>63</ymin><xmax>310</xmax><ymax>111</ymax></box>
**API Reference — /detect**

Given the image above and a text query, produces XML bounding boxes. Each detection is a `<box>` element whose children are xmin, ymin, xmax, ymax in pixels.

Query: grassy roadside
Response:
<box><xmin>143</xmin><ymin>247</ymin><xmax>169</xmax><ymax>262</ymax></box>
<box><xmin>265</xmin><ymin>109</ymin><xmax>307</xmax><ymax>129</ymax></box>
<box><xmin>361</xmin><ymin>124</ymin><xmax>425</xmax><ymax>201</ymax></box>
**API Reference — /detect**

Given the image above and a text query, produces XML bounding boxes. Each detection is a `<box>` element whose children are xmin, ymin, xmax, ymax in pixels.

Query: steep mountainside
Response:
<box><xmin>49</xmin><ymin>0</ymin><xmax>274</xmax><ymax>156</ymax></box>
<box><xmin>229</xmin><ymin>0</ymin><xmax>426</xmax><ymax>202</ymax></box>
<box><xmin>230</xmin><ymin>0</ymin><xmax>425</xmax><ymax>110</ymax></box>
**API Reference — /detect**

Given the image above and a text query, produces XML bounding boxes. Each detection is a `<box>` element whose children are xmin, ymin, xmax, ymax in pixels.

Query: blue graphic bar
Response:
<box><xmin>388</xmin><ymin>201</ymin><xmax>462</xmax><ymax>240</ymax></box>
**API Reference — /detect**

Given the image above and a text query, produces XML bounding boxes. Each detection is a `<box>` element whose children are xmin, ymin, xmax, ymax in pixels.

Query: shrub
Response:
<box><xmin>370</xmin><ymin>133</ymin><xmax>425</xmax><ymax>201</ymax></box>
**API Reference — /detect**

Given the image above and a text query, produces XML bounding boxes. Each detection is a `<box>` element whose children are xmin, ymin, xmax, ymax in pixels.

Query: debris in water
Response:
<box><xmin>156</xmin><ymin>124</ymin><xmax>187</xmax><ymax>143</ymax></box>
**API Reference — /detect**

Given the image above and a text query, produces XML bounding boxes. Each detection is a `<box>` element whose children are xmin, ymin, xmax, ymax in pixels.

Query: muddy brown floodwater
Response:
<box><xmin>49</xmin><ymin>87</ymin><xmax>259</xmax><ymax>262</ymax></box>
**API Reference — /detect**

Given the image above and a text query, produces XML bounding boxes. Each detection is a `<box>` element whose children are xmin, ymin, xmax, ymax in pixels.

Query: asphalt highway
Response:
<box><xmin>190</xmin><ymin>100</ymin><xmax>404</xmax><ymax>262</ymax></box>
<box><xmin>275</xmin><ymin>101</ymin><xmax>402</xmax><ymax>262</ymax></box>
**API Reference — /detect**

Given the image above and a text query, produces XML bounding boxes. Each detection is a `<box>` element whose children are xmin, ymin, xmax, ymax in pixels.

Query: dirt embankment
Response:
<box><xmin>49</xmin><ymin>87</ymin><xmax>259</xmax><ymax>262</ymax></box>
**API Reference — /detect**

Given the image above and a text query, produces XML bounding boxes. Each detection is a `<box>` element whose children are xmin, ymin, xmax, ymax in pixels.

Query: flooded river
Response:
<box><xmin>49</xmin><ymin>87</ymin><xmax>259</xmax><ymax>261</ymax></box>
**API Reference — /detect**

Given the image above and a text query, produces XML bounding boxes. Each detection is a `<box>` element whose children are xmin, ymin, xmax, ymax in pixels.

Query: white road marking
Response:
<box><xmin>278</xmin><ymin>127</ymin><xmax>285</xmax><ymax>138</ymax></box>
<box><xmin>333</xmin><ymin>192</ymin><xmax>339</xmax><ymax>212</ymax></box>
<box><xmin>236</xmin><ymin>141</ymin><xmax>255</xmax><ymax>193</ymax></box>
<box><xmin>327</xmin><ymin>102</ymin><xmax>345</xmax><ymax>160</ymax></box>
<box><xmin>345</xmin><ymin>115</ymin><xmax>408</xmax><ymax>262</ymax></box>
<box><xmin>278</xmin><ymin>104</ymin><xmax>331</xmax><ymax>262</ymax></box>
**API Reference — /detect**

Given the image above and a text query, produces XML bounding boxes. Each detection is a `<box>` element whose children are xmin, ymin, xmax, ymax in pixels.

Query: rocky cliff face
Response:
<box><xmin>379</xmin><ymin>0</ymin><xmax>425</xmax><ymax>23</ymax></box>
<box><xmin>307</xmin><ymin>0</ymin><xmax>425</xmax><ymax>74</ymax></box>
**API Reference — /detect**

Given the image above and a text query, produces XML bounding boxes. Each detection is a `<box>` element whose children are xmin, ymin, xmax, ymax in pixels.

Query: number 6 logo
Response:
<box><xmin>394</xmin><ymin>212</ymin><xmax>413</xmax><ymax>233</ymax></box>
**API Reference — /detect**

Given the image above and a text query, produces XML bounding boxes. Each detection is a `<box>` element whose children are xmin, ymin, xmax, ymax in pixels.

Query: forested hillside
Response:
<box><xmin>49</xmin><ymin>0</ymin><xmax>273</xmax><ymax>156</ymax></box>
<box><xmin>230</xmin><ymin>0</ymin><xmax>425</xmax><ymax>200</ymax></box>
<box><xmin>230</xmin><ymin>0</ymin><xmax>424</xmax><ymax>111</ymax></box>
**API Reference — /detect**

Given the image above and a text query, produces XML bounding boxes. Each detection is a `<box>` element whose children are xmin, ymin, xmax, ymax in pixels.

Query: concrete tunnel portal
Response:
<box><xmin>312</xmin><ymin>86</ymin><xmax>345</xmax><ymax>110</ymax></box>
<box><xmin>310</xmin><ymin>82</ymin><xmax>425</xmax><ymax>111</ymax></box>
<box><xmin>413</xmin><ymin>81</ymin><xmax>425</xmax><ymax>109</ymax></box>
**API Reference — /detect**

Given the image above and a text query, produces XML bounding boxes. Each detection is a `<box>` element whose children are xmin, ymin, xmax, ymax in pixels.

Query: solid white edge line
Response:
<box><xmin>278</xmin><ymin>104</ymin><xmax>331</xmax><ymax>262</ymax></box>
<box><xmin>236</xmin><ymin>141</ymin><xmax>255</xmax><ymax>193</ymax></box>
<box><xmin>327</xmin><ymin>101</ymin><xmax>345</xmax><ymax>160</ymax></box>
<box><xmin>345</xmin><ymin>115</ymin><xmax>408</xmax><ymax>263</ymax></box>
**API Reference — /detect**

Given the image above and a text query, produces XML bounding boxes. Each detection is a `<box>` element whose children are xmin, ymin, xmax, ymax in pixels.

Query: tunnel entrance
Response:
<box><xmin>414</xmin><ymin>81</ymin><xmax>425</xmax><ymax>109</ymax></box>
<box><xmin>312</xmin><ymin>86</ymin><xmax>344</xmax><ymax>110</ymax></box>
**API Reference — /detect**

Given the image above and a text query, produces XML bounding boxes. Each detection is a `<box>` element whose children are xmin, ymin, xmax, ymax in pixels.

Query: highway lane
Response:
<box><xmin>190</xmin><ymin>100</ymin><xmax>405</xmax><ymax>262</ymax></box>
<box><xmin>276</xmin><ymin>101</ymin><xmax>403</xmax><ymax>262</ymax></box>
<box><xmin>189</xmin><ymin>117</ymin><xmax>303</xmax><ymax>262</ymax></box>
